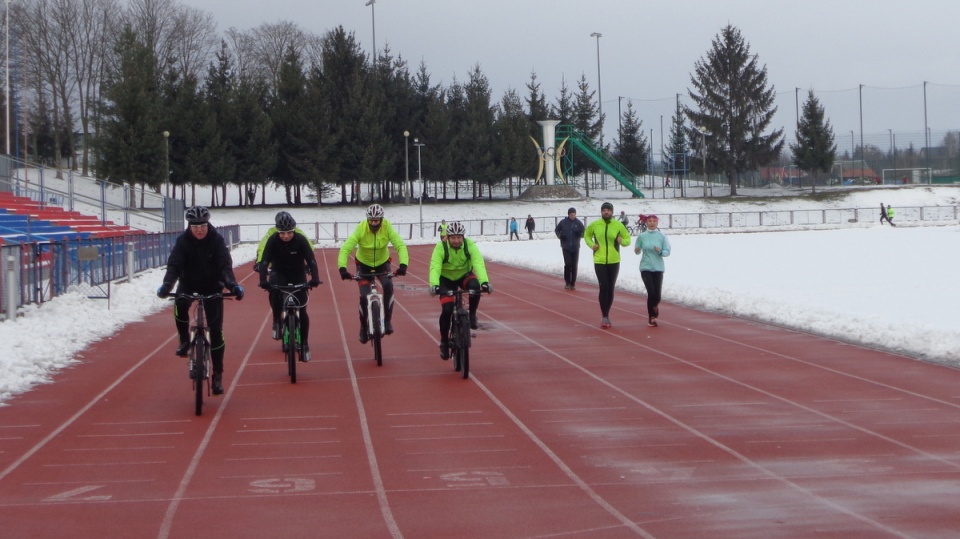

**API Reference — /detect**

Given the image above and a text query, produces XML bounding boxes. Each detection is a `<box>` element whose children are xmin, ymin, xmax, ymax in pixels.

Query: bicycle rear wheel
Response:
<box><xmin>286</xmin><ymin>310</ymin><xmax>298</xmax><ymax>384</ymax></box>
<box><xmin>193</xmin><ymin>338</ymin><xmax>207</xmax><ymax>416</ymax></box>
<box><xmin>370</xmin><ymin>300</ymin><xmax>383</xmax><ymax>366</ymax></box>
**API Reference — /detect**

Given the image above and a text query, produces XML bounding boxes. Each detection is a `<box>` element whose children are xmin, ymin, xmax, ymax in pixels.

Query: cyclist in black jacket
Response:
<box><xmin>156</xmin><ymin>206</ymin><xmax>244</xmax><ymax>396</ymax></box>
<box><xmin>258</xmin><ymin>212</ymin><xmax>321</xmax><ymax>361</ymax></box>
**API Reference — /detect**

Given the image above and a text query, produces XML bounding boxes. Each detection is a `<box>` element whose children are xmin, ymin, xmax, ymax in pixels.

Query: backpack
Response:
<box><xmin>442</xmin><ymin>239</ymin><xmax>472</xmax><ymax>264</ymax></box>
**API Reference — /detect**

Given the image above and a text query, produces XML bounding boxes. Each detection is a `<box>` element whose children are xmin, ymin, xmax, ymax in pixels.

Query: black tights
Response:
<box><xmin>593</xmin><ymin>263</ymin><xmax>620</xmax><ymax>317</ymax></box>
<box><xmin>640</xmin><ymin>271</ymin><xmax>664</xmax><ymax>317</ymax></box>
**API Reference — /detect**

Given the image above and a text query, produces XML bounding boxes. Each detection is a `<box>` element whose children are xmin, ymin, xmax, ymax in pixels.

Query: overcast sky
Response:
<box><xmin>187</xmin><ymin>0</ymin><xmax>960</xmax><ymax>154</ymax></box>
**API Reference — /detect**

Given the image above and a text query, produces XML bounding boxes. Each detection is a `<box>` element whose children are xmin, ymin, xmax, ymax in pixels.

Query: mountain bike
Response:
<box><xmin>442</xmin><ymin>289</ymin><xmax>487</xmax><ymax>380</ymax></box>
<box><xmin>272</xmin><ymin>282</ymin><xmax>315</xmax><ymax>384</ymax></box>
<box><xmin>173</xmin><ymin>292</ymin><xmax>232</xmax><ymax>416</ymax></box>
<box><xmin>353</xmin><ymin>272</ymin><xmax>395</xmax><ymax>367</ymax></box>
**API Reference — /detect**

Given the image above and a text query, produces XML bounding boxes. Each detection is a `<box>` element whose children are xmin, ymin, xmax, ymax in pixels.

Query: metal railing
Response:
<box><xmin>1</xmin><ymin>225</ymin><xmax>240</xmax><ymax>320</ymax></box>
<box><xmin>234</xmin><ymin>204</ymin><xmax>960</xmax><ymax>245</ymax></box>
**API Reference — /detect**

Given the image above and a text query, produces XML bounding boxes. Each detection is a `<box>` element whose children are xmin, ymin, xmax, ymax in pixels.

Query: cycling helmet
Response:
<box><xmin>446</xmin><ymin>221</ymin><xmax>466</xmax><ymax>236</ymax></box>
<box><xmin>185</xmin><ymin>206</ymin><xmax>210</xmax><ymax>224</ymax></box>
<box><xmin>366</xmin><ymin>204</ymin><xmax>385</xmax><ymax>220</ymax></box>
<box><xmin>275</xmin><ymin>211</ymin><xmax>296</xmax><ymax>232</ymax></box>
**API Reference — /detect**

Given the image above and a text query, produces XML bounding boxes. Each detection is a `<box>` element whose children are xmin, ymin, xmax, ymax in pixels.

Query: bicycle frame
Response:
<box><xmin>173</xmin><ymin>292</ymin><xmax>227</xmax><ymax>415</ymax></box>
<box><xmin>272</xmin><ymin>283</ymin><xmax>310</xmax><ymax>382</ymax></box>
<box><xmin>354</xmin><ymin>272</ymin><xmax>394</xmax><ymax>367</ymax></box>
<box><xmin>444</xmin><ymin>288</ymin><xmax>484</xmax><ymax>379</ymax></box>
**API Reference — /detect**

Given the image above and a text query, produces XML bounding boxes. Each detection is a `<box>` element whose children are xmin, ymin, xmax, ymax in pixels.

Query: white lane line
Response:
<box><xmin>64</xmin><ymin>446</ymin><xmax>175</xmax><ymax>452</ymax></box>
<box><xmin>236</xmin><ymin>427</ymin><xmax>336</xmax><ymax>433</ymax></box>
<box><xmin>0</xmin><ymin>339</ymin><xmax>174</xmax><ymax>484</ymax></box>
<box><xmin>321</xmin><ymin>250</ymin><xmax>403</xmax><ymax>539</ymax></box>
<box><xmin>396</xmin><ymin>435</ymin><xmax>504</xmax><ymax>441</ymax></box>
<box><xmin>77</xmin><ymin>432</ymin><xmax>184</xmax><ymax>438</ymax></box>
<box><xmin>157</xmin><ymin>308</ymin><xmax>268</xmax><ymax>539</ymax></box>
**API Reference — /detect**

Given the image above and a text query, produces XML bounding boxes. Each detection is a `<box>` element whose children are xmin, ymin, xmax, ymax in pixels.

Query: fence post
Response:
<box><xmin>5</xmin><ymin>254</ymin><xmax>17</xmax><ymax>320</ymax></box>
<box><xmin>126</xmin><ymin>242</ymin><xmax>135</xmax><ymax>283</ymax></box>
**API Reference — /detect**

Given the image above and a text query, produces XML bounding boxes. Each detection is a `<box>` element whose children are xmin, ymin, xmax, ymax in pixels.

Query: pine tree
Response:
<box><xmin>687</xmin><ymin>24</ymin><xmax>784</xmax><ymax>195</ymax></box>
<box><xmin>525</xmin><ymin>71</ymin><xmax>550</xmax><ymax>143</ymax></box>
<box><xmin>495</xmin><ymin>88</ymin><xmax>530</xmax><ymax>198</ymax></box>
<box><xmin>97</xmin><ymin>27</ymin><xmax>165</xmax><ymax>203</ymax></box>
<box><xmin>790</xmin><ymin>89</ymin><xmax>836</xmax><ymax>194</ymax></box>
<box><xmin>614</xmin><ymin>100</ymin><xmax>648</xmax><ymax>175</ymax></box>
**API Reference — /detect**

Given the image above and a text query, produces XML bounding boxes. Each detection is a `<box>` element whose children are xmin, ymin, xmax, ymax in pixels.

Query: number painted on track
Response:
<box><xmin>248</xmin><ymin>477</ymin><xmax>316</xmax><ymax>494</ymax></box>
<box><xmin>44</xmin><ymin>485</ymin><xmax>112</xmax><ymax>502</ymax></box>
<box><xmin>439</xmin><ymin>471</ymin><xmax>509</xmax><ymax>487</ymax></box>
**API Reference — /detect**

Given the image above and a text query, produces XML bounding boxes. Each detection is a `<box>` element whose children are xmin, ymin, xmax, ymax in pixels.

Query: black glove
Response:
<box><xmin>156</xmin><ymin>283</ymin><xmax>172</xmax><ymax>299</ymax></box>
<box><xmin>309</xmin><ymin>278</ymin><xmax>321</xmax><ymax>288</ymax></box>
<box><xmin>233</xmin><ymin>284</ymin><xmax>245</xmax><ymax>301</ymax></box>
<box><xmin>430</xmin><ymin>285</ymin><xmax>440</xmax><ymax>296</ymax></box>
<box><xmin>339</xmin><ymin>267</ymin><xmax>352</xmax><ymax>281</ymax></box>
<box><xmin>395</xmin><ymin>263</ymin><xmax>407</xmax><ymax>277</ymax></box>
<box><xmin>259</xmin><ymin>279</ymin><xmax>270</xmax><ymax>290</ymax></box>
<box><xmin>253</xmin><ymin>262</ymin><xmax>262</xmax><ymax>273</ymax></box>
<box><xmin>480</xmin><ymin>282</ymin><xmax>492</xmax><ymax>294</ymax></box>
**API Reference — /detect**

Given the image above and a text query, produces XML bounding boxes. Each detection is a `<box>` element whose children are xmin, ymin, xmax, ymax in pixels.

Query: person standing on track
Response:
<box><xmin>258</xmin><ymin>212</ymin><xmax>321</xmax><ymax>361</ymax></box>
<box><xmin>555</xmin><ymin>207</ymin><xmax>584</xmax><ymax>290</ymax></box>
<box><xmin>584</xmin><ymin>201</ymin><xmax>630</xmax><ymax>329</ymax></box>
<box><xmin>428</xmin><ymin>221</ymin><xmax>492</xmax><ymax>359</ymax></box>
<box><xmin>633</xmin><ymin>214</ymin><xmax>671</xmax><ymax>327</ymax></box>
<box><xmin>156</xmin><ymin>206</ymin><xmax>244</xmax><ymax>396</ymax></box>
<box><xmin>338</xmin><ymin>204</ymin><xmax>409</xmax><ymax>343</ymax></box>
<box><xmin>254</xmin><ymin>211</ymin><xmax>314</xmax><ymax>340</ymax></box>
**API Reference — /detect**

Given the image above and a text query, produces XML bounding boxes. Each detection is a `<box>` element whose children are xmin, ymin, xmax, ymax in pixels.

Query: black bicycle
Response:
<box><xmin>353</xmin><ymin>272</ymin><xmax>394</xmax><ymax>367</ymax></box>
<box><xmin>173</xmin><ymin>292</ymin><xmax>231</xmax><ymax>415</ymax></box>
<box><xmin>272</xmin><ymin>282</ymin><xmax>315</xmax><ymax>383</ymax></box>
<box><xmin>443</xmin><ymin>289</ymin><xmax>486</xmax><ymax>379</ymax></box>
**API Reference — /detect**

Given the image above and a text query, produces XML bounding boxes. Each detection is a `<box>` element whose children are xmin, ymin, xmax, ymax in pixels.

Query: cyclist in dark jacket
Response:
<box><xmin>156</xmin><ymin>206</ymin><xmax>244</xmax><ymax>396</ymax></box>
<box><xmin>555</xmin><ymin>207</ymin><xmax>584</xmax><ymax>290</ymax></box>
<box><xmin>258</xmin><ymin>212</ymin><xmax>321</xmax><ymax>361</ymax></box>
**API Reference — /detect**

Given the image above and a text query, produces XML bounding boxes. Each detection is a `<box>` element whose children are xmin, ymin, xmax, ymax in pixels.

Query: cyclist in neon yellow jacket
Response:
<box><xmin>428</xmin><ymin>221</ymin><xmax>491</xmax><ymax>359</ymax></box>
<box><xmin>338</xmin><ymin>204</ymin><xmax>409</xmax><ymax>342</ymax></box>
<box><xmin>583</xmin><ymin>201</ymin><xmax>631</xmax><ymax>329</ymax></box>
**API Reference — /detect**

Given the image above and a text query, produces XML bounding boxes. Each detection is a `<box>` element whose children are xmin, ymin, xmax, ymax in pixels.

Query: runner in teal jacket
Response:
<box><xmin>633</xmin><ymin>214</ymin><xmax>671</xmax><ymax>327</ymax></box>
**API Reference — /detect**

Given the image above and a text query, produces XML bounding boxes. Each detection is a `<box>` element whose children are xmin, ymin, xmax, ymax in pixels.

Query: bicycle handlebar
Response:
<box><xmin>353</xmin><ymin>272</ymin><xmax>396</xmax><ymax>281</ymax></box>
<box><xmin>170</xmin><ymin>291</ymin><xmax>235</xmax><ymax>301</ymax></box>
<box><xmin>269</xmin><ymin>282</ymin><xmax>317</xmax><ymax>291</ymax></box>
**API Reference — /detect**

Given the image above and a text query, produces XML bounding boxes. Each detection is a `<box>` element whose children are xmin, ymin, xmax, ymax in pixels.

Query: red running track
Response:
<box><xmin>2</xmin><ymin>244</ymin><xmax>960</xmax><ymax>538</ymax></box>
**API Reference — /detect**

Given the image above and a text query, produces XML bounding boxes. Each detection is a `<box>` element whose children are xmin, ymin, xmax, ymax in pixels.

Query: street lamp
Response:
<box><xmin>403</xmin><ymin>131</ymin><xmax>410</xmax><ymax>204</ymax></box>
<box><xmin>163</xmin><ymin>130</ymin><xmax>170</xmax><ymax>197</ymax></box>
<box><xmin>414</xmin><ymin>137</ymin><xmax>425</xmax><ymax>237</ymax></box>
<box><xmin>365</xmin><ymin>0</ymin><xmax>376</xmax><ymax>68</ymax></box>
<box><xmin>590</xmin><ymin>32</ymin><xmax>602</xmax><ymax>147</ymax></box>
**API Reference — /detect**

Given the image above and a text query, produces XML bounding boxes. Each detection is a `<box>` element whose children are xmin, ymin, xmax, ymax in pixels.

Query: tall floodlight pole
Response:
<box><xmin>403</xmin><ymin>131</ymin><xmax>410</xmax><ymax>204</ymax></box>
<box><xmin>365</xmin><ymin>0</ymin><xmax>376</xmax><ymax>68</ymax></box>
<box><xmin>590</xmin><ymin>32</ymin><xmax>602</xmax><ymax>148</ymax></box>
<box><xmin>859</xmin><ymin>84</ymin><xmax>865</xmax><ymax>183</ymax></box>
<box><xmin>414</xmin><ymin>138</ymin><xmax>425</xmax><ymax>237</ymax></box>
<box><xmin>5</xmin><ymin>0</ymin><xmax>10</xmax><ymax>155</ymax></box>
<box><xmin>923</xmin><ymin>81</ymin><xmax>930</xmax><ymax>183</ymax></box>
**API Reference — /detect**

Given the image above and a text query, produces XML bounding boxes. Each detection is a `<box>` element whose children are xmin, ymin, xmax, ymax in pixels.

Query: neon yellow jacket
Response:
<box><xmin>584</xmin><ymin>218</ymin><xmax>631</xmax><ymax>264</ymax></box>
<box><xmin>337</xmin><ymin>219</ymin><xmax>409</xmax><ymax>268</ymax></box>
<box><xmin>429</xmin><ymin>238</ymin><xmax>488</xmax><ymax>285</ymax></box>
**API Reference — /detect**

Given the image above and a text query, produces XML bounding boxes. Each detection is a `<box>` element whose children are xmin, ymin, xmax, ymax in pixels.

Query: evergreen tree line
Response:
<box><xmin>5</xmin><ymin>0</ymin><xmax>814</xmax><ymax>203</ymax></box>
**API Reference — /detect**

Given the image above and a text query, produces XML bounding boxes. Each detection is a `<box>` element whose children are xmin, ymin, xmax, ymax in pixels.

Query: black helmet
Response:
<box><xmin>185</xmin><ymin>206</ymin><xmax>210</xmax><ymax>224</ymax></box>
<box><xmin>275</xmin><ymin>211</ymin><xmax>296</xmax><ymax>232</ymax></box>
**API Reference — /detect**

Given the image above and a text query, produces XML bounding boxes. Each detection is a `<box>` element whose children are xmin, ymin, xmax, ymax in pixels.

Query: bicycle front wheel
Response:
<box><xmin>193</xmin><ymin>339</ymin><xmax>207</xmax><ymax>416</ymax></box>
<box><xmin>370</xmin><ymin>300</ymin><xmax>383</xmax><ymax>367</ymax></box>
<box><xmin>286</xmin><ymin>311</ymin><xmax>298</xmax><ymax>384</ymax></box>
